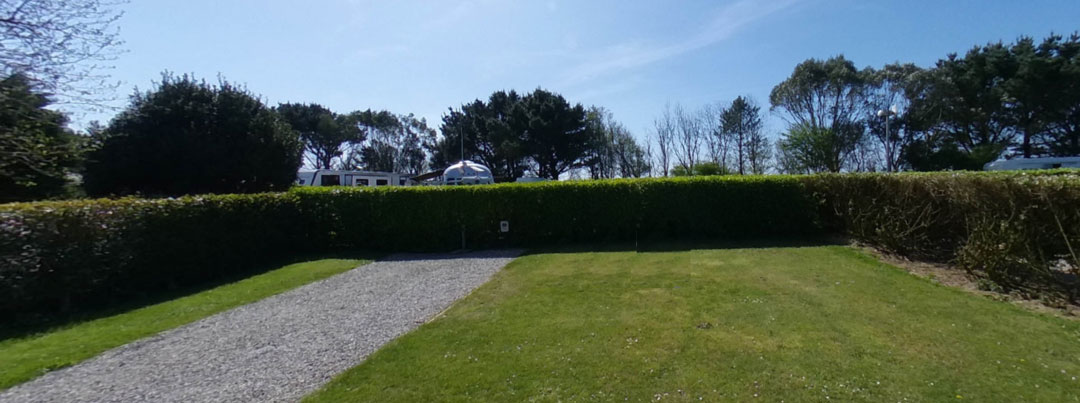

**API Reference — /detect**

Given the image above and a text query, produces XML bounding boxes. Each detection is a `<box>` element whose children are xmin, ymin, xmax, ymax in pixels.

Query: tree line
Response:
<box><xmin>1</xmin><ymin>0</ymin><xmax>1078</xmax><ymax>201</ymax></box>
<box><xmin>1</xmin><ymin>71</ymin><xmax>655</xmax><ymax>200</ymax></box>
<box><xmin>769</xmin><ymin>33</ymin><xmax>1080</xmax><ymax>174</ymax></box>
<box><xmin>434</xmin><ymin>89</ymin><xmax>650</xmax><ymax>180</ymax></box>
<box><xmin>651</xmin><ymin>96</ymin><xmax>773</xmax><ymax>177</ymax></box>
<box><xmin>648</xmin><ymin>33</ymin><xmax>1080</xmax><ymax>176</ymax></box>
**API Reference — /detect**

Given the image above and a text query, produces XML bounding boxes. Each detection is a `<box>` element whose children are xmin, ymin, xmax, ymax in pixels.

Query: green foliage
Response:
<box><xmin>770</xmin><ymin>56</ymin><xmax>872</xmax><ymax>172</ymax></box>
<box><xmin>435</xmin><ymin>89</ymin><xmax>605</xmax><ymax>180</ymax></box>
<box><xmin>353</xmin><ymin>112</ymin><xmax>433</xmax><ymax>175</ymax></box>
<box><xmin>583</xmin><ymin>107</ymin><xmax>651</xmax><ymax>179</ymax></box>
<box><xmin>514</xmin><ymin>89</ymin><xmax>593</xmax><ymax>179</ymax></box>
<box><xmin>804</xmin><ymin>170</ymin><xmax>1080</xmax><ymax>298</ymax></box>
<box><xmin>0</xmin><ymin>193</ymin><xmax>316</xmax><ymax>318</ymax></box>
<box><xmin>0</xmin><ymin>74</ymin><xmax>83</xmax><ymax>202</ymax></box>
<box><xmin>901</xmin><ymin>140</ymin><xmax>1004</xmax><ymax>171</ymax></box>
<box><xmin>82</xmin><ymin>74</ymin><xmax>302</xmax><ymax>197</ymax></box>
<box><xmin>903</xmin><ymin>43</ymin><xmax>1016</xmax><ymax>166</ymax></box>
<box><xmin>3</xmin><ymin>171</ymin><xmax>1079</xmax><ymax>318</ymax></box>
<box><xmin>768</xmin><ymin>34</ymin><xmax>1080</xmax><ymax>172</ymax></box>
<box><xmin>434</xmin><ymin>90</ymin><xmax>527</xmax><ymax>178</ymax></box>
<box><xmin>276</xmin><ymin>103</ymin><xmax>363</xmax><ymax>169</ymax></box>
<box><xmin>902</xmin><ymin>33</ymin><xmax>1080</xmax><ymax>166</ymax></box>
<box><xmin>0</xmin><ymin>176</ymin><xmax>817</xmax><ymax>317</ymax></box>
<box><xmin>864</xmin><ymin>63</ymin><xmax>922</xmax><ymax>172</ymax></box>
<box><xmin>720</xmin><ymin>96</ymin><xmax>770</xmax><ymax>174</ymax></box>
<box><xmin>670</xmin><ymin>161</ymin><xmax>728</xmax><ymax>176</ymax></box>
<box><xmin>777</xmin><ymin>124</ymin><xmax>854</xmax><ymax>173</ymax></box>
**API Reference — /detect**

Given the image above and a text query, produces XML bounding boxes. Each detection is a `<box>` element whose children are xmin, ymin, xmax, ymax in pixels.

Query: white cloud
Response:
<box><xmin>559</xmin><ymin>0</ymin><xmax>801</xmax><ymax>86</ymax></box>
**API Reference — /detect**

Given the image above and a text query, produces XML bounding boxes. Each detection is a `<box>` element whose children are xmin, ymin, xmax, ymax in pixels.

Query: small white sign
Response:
<box><xmin>500</xmin><ymin>221</ymin><xmax>510</xmax><ymax>233</ymax></box>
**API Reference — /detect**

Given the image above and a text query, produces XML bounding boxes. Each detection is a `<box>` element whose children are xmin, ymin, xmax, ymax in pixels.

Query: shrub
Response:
<box><xmin>0</xmin><ymin>74</ymin><xmax>83</xmax><ymax>203</ymax></box>
<box><xmin>288</xmin><ymin>175</ymin><xmax>818</xmax><ymax>250</ymax></box>
<box><xmin>0</xmin><ymin>176</ymin><xmax>818</xmax><ymax>317</ymax></box>
<box><xmin>0</xmin><ymin>194</ymin><xmax>311</xmax><ymax>318</ymax></box>
<box><xmin>82</xmin><ymin>74</ymin><xmax>302</xmax><ymax>197</ymax></box>
<box><xmin>3</xmin><ymin>171</ymin><xmax>1078</xmax><ymax>318</ymax></box>
<box><xmin>803</xmin><ymin>170</ymin><xmax>1080</xmax><ymax>299</ymax></box>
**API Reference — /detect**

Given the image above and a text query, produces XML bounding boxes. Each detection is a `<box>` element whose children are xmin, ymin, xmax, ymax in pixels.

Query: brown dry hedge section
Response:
<box><xmin>805</xmin><ymin>171</ymin><xmax>1080</xmax><ymax>298</ymax></box>
<box><xmin>1</xmin><ymin>172</ymin><xmax>1078</xmax><ymax>317</ymax></box>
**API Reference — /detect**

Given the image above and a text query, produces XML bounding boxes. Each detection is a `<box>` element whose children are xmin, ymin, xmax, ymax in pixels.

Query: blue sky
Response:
<box><xmin>87</xmin><ymin>0</ymin><xmax>1080</xmax><ymax>142</ymax></box>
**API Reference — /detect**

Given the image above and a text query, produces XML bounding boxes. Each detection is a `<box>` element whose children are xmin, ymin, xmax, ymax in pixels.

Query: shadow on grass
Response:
<box><xmin>371</xmin><ymin>237</ymin><xmax>846</xmax><ymax>263</ymax></box>
<box><xmin>518</xmin><ymin>236</ymin><xmax>848</xmax><ymax>257</ymax></box>
<box><xmin>0</xmin><ymin>237</ymin><xmax>845</xmax><ymax>341</ymax></box>
<box><xmin>0</xmin><ymin>250</ymin><xmax>381</xmax><ymax>342</ymax></box>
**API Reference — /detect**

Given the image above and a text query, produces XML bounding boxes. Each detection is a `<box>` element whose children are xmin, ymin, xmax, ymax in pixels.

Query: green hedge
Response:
<box><xmin>3</xmin><ymin>171</ymin><xmax>1078</xmax><ymax>317</ymax></box>
<box><xmin>0</xmin><ymin>176</ymin><xmax>817</xmax><ymax>317</ymax></box>
<box><xmin>0</xmin><ymin>194</ymin><xmax>314</xmax><ymax>317</ymax></box>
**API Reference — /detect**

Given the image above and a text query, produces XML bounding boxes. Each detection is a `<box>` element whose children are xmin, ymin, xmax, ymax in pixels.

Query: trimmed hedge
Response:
<box><xmin>0</xmin><ymin>194</ymin><xmax>312</xmax><ymax>316</ymax></box>
<box><xmin>0</xmin><ymin>176</ymin><xmax>817</xmax><ymax>317</ymax></box>
<box><xmin>804</xmin><ymin>170</ymin><xmax>1080</xmax><ymax>299</ymax></box>
<box><xmin>290</xmin><ymin>176</ymin><xmax>818</xmax><ymax>250</ymax></box>
<box><xmin>3</xmin><ymin>171</ymin><xmax>1078</xmax><ymax>317</ymax></box>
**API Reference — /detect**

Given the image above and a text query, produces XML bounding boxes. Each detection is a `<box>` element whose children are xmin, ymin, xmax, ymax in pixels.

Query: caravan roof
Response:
<box><xmin>443</xmin><ymin>160</ymin><xmax>494</xmax><ymax>185</ymax></box>
<box><xmin>984</xmin><ymin>157</ymin><xmax>1080</xmax><ymax>171</ymax></box>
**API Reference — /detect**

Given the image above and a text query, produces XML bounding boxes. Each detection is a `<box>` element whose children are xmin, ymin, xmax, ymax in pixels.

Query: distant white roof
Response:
<box><xmin>984</xmin><ymin>156</ymin><xmax>1080</xmax><ymax>171</ymax></box>
<box><xmin>443</xmin><ymin>160</ymin><xmax>494</xmax><ymax>184</ymax></box>
<box><xmin>297</xmin><ymin>169</ymin><xmax>402</xmax><ymax>177</ymax></box>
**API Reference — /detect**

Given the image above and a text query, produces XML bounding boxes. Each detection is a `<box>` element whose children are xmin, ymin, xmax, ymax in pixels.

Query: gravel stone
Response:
<box><xmin>0</xmin><ymin>249</ymin><xmax>522</xmax><ymax>403</ymax></box>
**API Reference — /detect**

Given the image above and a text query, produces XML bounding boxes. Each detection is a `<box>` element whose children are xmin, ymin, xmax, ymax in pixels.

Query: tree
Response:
<box><xmin>745</xmin><ymin>126</ymin><xmax>772</xmax><ymax>174</ymax></box>
<box><xmin>355</xmin><ymin>113</ymin><xmax>433</xmax><ymax>175</ymax></box>
<box><xmin>1038</xmin><ymin>34</ymin><xmax>1080</xmax><ymax>156</ymax></box>
<box><xmin>433</xmin><ymin>90</ymin><xmax>527</xmax><ymax>179</ymax></box>
<box><xmin>720</xmin><ymin>96</ymin><xmax>768</xmax><ymax>174</ymax></box>
<box><xmin>583</xmin><ymin>107</ymin><xmax>617</xmax><ymax>179</ymax></box>
<box><xmin>1004</xmin><ymin>34</ymin><xmax>1080</xmax><ymax>157</ymax></box>
<box><xmin>612</xmin><ymin>129</ymin><xmax>651</xmax><ymax>178</ymax></box>
<box><xmin>776</xmin><ymin>124</ymin><xmax>847</xmax><ymax>173</ymax></box>
<box><xmin>652</xmin><ymin>103</ymin><xmax>676</xmax><ymax>177</ymax></box>
<box><xmin>512</xmin><ymin>89</ymin><xmax>593</xmax><ymax>180</ymax></box>
<box><xmin>671</xmin><ymin>161</ymin><xmax>727</xmax><ymax>176</ymax></box>
<box><xmin>901</xmin><ymin>138</ymin><xmax>991</xmax><ymax>171</ymax></box>
<box><xmin>433</xmin><ymin>89</ymin><xmax>618</xmax><ymax>180</ymax></box>
<box><xmin>903</xmin><ymin>43</ymin><xmax>1016</xmax><ymax>169</ymax></box>
<box><xmin>276</xmin><ymin>103</ymin><xmax>363</xmax><ymax>169</ymax></box>
<box><xmin>770</xmin><ymin>55</ymin><xmax>872</xmax><ymax>172</ymax></box>
<box><xmin>672</xmin><ymin>103</ymin><xmax>704</xmax><ymax>174</ymax></box>
<box><xmin>83</xmin><ymin>74</ymin><xmax>301</xmax><ymax>196</ymax></box>
<box><xmin>0</xmin><ymin>73</ymin><xmax>81</xmax><ymax>202</ymax></box>
<box><xmin>701</xmin><ymin>102</ymin><xmax>729</xmax><ymax>169</ymax></box>
<box><xmin>865</xmin><ymin>63</ymin><xmax>922</xmax><ymax>172</ymax></box>
<box><xmin>583</xmin><ymin>107</ymin><xmax>650</xmax><ymax>179</ymax></box>
<box><xmin>0</xmin><ymin>0</ymin><xmax>125</xmax><ymax>109</ymax></box>
<box><xmin>898</xmin><ymin>33</ymin><xmax>1080</xmax><ymax>167</ymax></box>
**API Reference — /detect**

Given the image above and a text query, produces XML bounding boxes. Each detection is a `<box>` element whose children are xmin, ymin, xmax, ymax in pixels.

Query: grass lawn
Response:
<box><xmin>308</xmin><ymin>245</ymin><xmax>1080</xmax><ymax>402</ymax></box>
<box><xmin>0</xmin><ymin>257</ymin><xmax>371</xmax><ymax>390</ymax></box>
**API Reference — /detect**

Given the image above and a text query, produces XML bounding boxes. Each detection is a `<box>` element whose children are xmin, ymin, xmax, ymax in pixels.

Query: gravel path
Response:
<box><xmin>0</xmin><ymin>249</ymin><xmax>522</xmax><ymax>403</ymax></box>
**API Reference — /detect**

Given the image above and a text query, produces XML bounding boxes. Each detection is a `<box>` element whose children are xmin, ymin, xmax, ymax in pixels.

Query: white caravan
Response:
<box><xmin>296</xmin><ymin>169</ymin><xmax>415</xmax><ymax>188</ymax></box>
<box><xmin>983</xmin><ymin>157</ymin><xmax>1080</xmax><ymax>171</ymax></box>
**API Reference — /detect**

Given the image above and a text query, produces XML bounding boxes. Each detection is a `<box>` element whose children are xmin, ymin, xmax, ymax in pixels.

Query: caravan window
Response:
<box><xmin>320</xmin><ymin>175</ymin><xmax>340</xmax><ymax>186</ymax></box>
<box><xmin>357</xmin><ymin>178</ymin><xmax>369</xmax><ymax>186</ymax></box>
<box><xmin>376</xmin><ymin>179</ymin><xmax>388</xmax><ymax>186</ymax></box>
<box><xmin>399</xmin><ymin>179</ymin><xmax>406</xmax><ymax>186</ymax></box>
